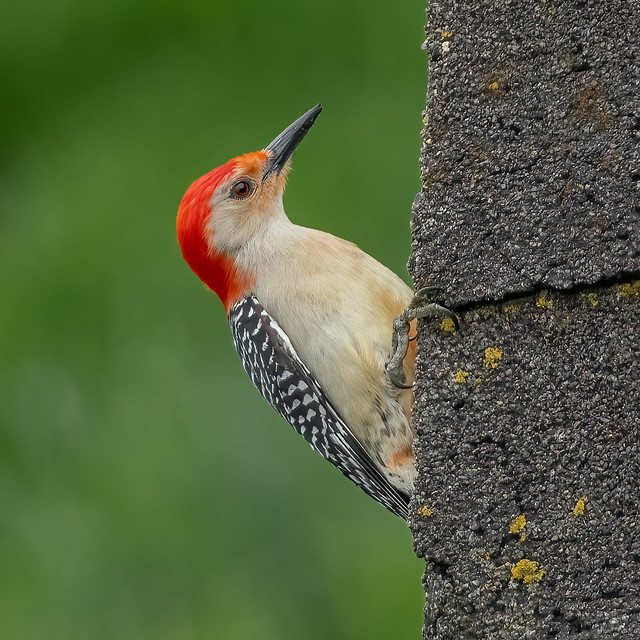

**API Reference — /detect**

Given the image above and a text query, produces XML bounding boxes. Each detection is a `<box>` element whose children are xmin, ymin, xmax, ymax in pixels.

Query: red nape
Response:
<box><xmin>176</xmin><ymin>161</ymin><xmax>254</xmax><ymax>312</ymax></box>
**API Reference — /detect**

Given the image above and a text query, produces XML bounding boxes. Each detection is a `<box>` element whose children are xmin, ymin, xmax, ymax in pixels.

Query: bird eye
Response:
<box><xmin>231</xmin><ymin>179</ymin><xmax>254</xmax><ymax>199</ymax></box>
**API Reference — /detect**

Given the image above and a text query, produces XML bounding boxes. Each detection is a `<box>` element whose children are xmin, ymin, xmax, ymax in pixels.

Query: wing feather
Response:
<box><xmin>229</xmin><ymin>296</ymin><xmax>409</xmax><ymax>519</ymax></box>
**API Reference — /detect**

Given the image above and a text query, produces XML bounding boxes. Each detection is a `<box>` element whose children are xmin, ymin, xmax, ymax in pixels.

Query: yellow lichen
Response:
<box><xmin>509</xmin><ymin>515</ymin><xmax>527</xmax><ymax>534</ymax></box>
<box><xmin>454</xmin><ymin>370</ymin><xmax>469</xmax><ymax>384</ymax></box>
<box><xmin>484</xmin><ymin>347</ymin><xmax>503</xmax><ymax>369</ymax></box>
<box><xmin>587</xmin><ymin>293</ymin><xmax>599</xmax><ymax>307</ymax></box>
<box><xmin>441</xmin><ymin>317</ymin><xmax>457</xmax><ymax>333</ymax></box>
<box><xmin>485</xmin><ymin>72</ymin><xmax>508</xmax><ymax>97</ymax></box>
<box><xmin>509</xmin><ymin>515</ymin><xmax>527</xmax><ymax>542</ymax></box>
<box><xmin>417</xmin><ymin>505</ymin><xmax>434</xmax><ymax>517</ymax></box>
<box><xmin>441</xmin><ymin>31</ymin><xmax>453</xmax><ymax>38</ymax></box>
<box><xmin>618</xmin><ymin>280</ymin><xmax>640</xmax><ymax>297</ymax></box>
<box><xmin>573</xmin><ymin>496</ymin><xmax>588</xmax><ymax>516</ymax></box>
<box><xmin>501</xmin><ymin>302</ymin><xmax>521</xmax><ymax>313</ymax></box>
<box><xmin>536</xmin><ymin>291</ymin><xmax>553</xmax><ymax>309</ymax></box>
<box><xmin>510</xmin><ymin>559</ymin><xmax>546</xmax><ymax>584</ymax></box>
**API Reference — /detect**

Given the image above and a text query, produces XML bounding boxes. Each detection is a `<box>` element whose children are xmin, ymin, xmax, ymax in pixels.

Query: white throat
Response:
<box><xmin>207</xmin><ymin>192</ymin><xmax>302</xmax><ymax>275</ymax></box>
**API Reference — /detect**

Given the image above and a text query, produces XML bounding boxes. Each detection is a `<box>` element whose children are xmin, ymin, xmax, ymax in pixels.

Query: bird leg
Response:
<box><xmin>387</xmin><ymin>287</ymin><xmax>458</xmax><ymax>389</ymax></box>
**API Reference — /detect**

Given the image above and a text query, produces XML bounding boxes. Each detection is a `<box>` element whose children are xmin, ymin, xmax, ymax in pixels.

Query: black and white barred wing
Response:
<box><xmin>228</xmin><ymin>296</ymin><xmax>409</xmax><ymax>519</ymax></box>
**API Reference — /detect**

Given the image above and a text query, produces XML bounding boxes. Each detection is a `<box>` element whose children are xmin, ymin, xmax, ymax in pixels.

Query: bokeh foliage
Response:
<box><xmin>0</xmin><ymin>1</ymin><xmax>427</xmax><ymax>638</ymax></box>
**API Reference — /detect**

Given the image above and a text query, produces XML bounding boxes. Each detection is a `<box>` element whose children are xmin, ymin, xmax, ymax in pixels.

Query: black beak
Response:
<box><xmin>263</xmin><ymin>104</ymin><xmax>322</xmax><ymax>181</ymax></box>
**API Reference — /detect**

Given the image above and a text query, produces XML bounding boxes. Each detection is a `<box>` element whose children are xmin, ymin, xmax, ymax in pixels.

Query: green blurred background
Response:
<box><xmin>0</xmin><ymin>1</ymin><xmax>427</xmax><ymax>638</ymax></box>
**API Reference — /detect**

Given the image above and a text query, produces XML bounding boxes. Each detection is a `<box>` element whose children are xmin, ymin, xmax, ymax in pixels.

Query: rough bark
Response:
<box><xmin>409</xmin><ymin>1</ymin><xmax>639</xmax><ymax>637</ymax></box>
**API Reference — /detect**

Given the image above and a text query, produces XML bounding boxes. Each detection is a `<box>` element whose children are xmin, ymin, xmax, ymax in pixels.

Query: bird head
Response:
<box><xmin>177</xmin><ymin>105</ymin><xmax>322</xmax><ymax>312</ymax></box>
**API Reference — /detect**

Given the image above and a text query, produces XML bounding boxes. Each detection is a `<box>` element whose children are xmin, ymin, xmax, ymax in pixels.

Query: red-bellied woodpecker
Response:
<box><xmin>176</xmin><ymin>105</ymin><xmax>454</xmax><ymax>518</ymax></box>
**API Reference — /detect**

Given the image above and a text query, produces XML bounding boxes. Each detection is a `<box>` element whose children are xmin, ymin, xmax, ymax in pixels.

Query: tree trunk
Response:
<box><xmin>409</xmin><ymin>1</ymin><xmax>640</xmax><ymax>637</ymax></box>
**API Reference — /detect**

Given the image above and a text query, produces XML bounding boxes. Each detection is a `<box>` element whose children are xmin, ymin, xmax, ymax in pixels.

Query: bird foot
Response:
<box><xmin>386</xmin><ymin>287</ymin><xmax>458</xmax><ymax>389</ymax></box>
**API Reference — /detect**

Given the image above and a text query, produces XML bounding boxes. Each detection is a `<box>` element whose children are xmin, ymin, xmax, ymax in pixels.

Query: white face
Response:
<box><xmin>205</xmin><ymin>155</ymin><xmax>291</xmax><ymax>258</ymax></box>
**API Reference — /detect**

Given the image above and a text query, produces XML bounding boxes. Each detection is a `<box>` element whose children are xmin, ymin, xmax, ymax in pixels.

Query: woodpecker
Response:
<box><xmin>176</xmin><ymin>105</ymin><xmax>452</xmax><ymax>518</ymax></box>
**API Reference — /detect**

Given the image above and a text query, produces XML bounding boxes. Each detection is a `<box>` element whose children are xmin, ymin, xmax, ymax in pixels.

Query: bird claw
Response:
<box><xmin>386</xmin><ymin>288</ymin><xmax>458</xmax><ymax>389</ymax></box>
<box><xmin>412</xmin><ymin>286</ymin><xmax>444</xmax><ymax>305</ymax></box>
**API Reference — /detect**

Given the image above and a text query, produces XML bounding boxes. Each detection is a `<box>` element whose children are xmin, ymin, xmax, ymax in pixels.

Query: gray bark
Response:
<box><xmin>409</xmin><ymin>1</ymin><xmax>640</xmax><ymax>637</ymax></box>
